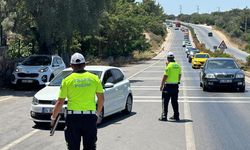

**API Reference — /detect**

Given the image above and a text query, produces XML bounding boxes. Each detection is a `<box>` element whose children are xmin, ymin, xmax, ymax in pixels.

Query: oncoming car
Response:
<box><xmin>30</xmin><ymin>66</ymin><xmax>133</xmax><ymax>125</ymax></box>
<box><xmin>200</xmin><ymin>58</ymin><xmax>245</xmax><ymax>92</ymax></box>
<box><xmin>11</xmin><ymin>55</ymin><xmax>65</xmax><ymax>87</ymax></box>
<box><xmin>192</xmin><ymin>53</ymin><xmax>210</xmax><ymax>68</ymax></box>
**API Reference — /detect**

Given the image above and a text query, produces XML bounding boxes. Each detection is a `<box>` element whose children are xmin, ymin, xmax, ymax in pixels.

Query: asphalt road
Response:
<box><xmin>190</xmin><ymin>24</ymin><xmax>249</xmax><ymax>62</ymax></box>
<box><xmin>1</xmin><ymin>28</ymin><xmax>250</xmax><ymax>150</ymax></box>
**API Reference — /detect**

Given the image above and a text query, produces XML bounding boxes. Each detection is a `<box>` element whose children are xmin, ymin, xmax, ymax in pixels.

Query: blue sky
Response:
<box><xmin>136</xmin><ymin>0</ymin><xmax>250</xmax><ymax>15</ymax></box>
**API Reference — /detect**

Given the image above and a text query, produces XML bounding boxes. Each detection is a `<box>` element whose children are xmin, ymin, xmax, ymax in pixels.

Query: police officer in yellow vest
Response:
<box><xmin>159</xmin><ymin>52</ymin><xmax>181</xmax><ymax>121</ymax></box>
<box><xmin>51</xmin><ymin>53</ymin><xmax>104</xmax><ymax>150</ymax></box>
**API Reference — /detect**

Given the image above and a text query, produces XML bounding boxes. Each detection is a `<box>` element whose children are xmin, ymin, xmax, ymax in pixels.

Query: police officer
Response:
<box><xmin>51</xmin><ymin>52</ymin><xmax>104</xmax><ymax>150</ymax></box>
<box><xmin>159</xmin><ymin>52</ymin><xmax>181</xmax><ymax>121</ymax></box>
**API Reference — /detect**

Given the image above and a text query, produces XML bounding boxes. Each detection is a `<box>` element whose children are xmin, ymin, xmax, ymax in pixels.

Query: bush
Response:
<box><xmin>246</xmin><ymin>55</ymin><xmax>250</xmax><ymax>66</ymax></box>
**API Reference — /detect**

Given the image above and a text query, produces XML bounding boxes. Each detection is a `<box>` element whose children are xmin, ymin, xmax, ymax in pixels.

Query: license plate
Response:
<box><xmin>42</xmin><ymin>108</ymin><xmax>53</xmax><ymax>113</ymax></box>
<box><xmin>220</xmin><ymin>79</ymin><xmax>232</xmax><ymax>83</ymax></box>
<box><xmin>21</xmin><ymin>80</ymin><xmax>33</xmax><ymax>83</ymax></box>
<box><xmin>42</xmin><ymin>107</ymin><xmax>65</xmax><ymax>113</ymax></box>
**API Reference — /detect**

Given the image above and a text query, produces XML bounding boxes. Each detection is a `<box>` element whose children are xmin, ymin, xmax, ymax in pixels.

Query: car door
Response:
<box><xmin>110</xmin><ymin>69</ymin><xmax>128</xmax><ymax>110</ymax></box>
<box><xmin>102</xmin><ymin>69</ymin><xmax>119</xmax><ymax>115</ymax></box>
<box><xmin>200</xmin><ymin>61</ymin><xmax>207</xmax><ymax>84</ymax></box>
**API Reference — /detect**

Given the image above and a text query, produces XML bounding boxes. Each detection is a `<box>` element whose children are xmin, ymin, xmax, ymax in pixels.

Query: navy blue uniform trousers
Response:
<box><xmin>162</xmin><ymin>84</ymin><xmax>179</xmax><ymax>118</ymax></box>
<box><xmin>64</xmin><ymin>114</ymin><xmax>97</xmax><ymax>150</ymax></box>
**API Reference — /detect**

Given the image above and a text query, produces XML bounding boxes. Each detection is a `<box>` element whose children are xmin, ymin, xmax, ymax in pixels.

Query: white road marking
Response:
<box><xmin>132</xmin><ymin>88</ymin><xmax>202</xmax><ymax>91</ymax></box>
<box><xmin>134</xmin><ymin>96</ymin><xmax>250</xmax><ymax>99</ymax></box>
<box><xmin>134</xmin><ymin>100</ymin><xmax>250</xmax><ymax>103</ymax></box>
<box><xmin>130</xmin><ymin>77</ymin><xmax>199</xmax><ymax>81</ymax></box>
<box><xmin>246</xmin><ymin>77</ymin><xmax>250</xmax><ymax>83</ymax></box>
<box><xmin>0</xmin><ymin>130</ymin><xmax>39</xmax><ymax>150</ymax></box>
<box><xmin>0</xmin><ymin>96</ymin><xmax>14</xmax><ymax>102</ymax></box>
<box><xmin>182</xmin><ymin>72</ymin><xmax>196</xmax><ymax>150</ymax></box>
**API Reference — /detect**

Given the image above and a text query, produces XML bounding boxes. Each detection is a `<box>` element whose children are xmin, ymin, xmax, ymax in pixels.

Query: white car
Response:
<box><xmin>30</xmin><ymin>66</ymin><xmax>133</xmax><ymax>125</ymax></box>
<box><xmin>11</xmin><ymin>55</ymin><xmax>65</xmax><ymax>86</ymax></box>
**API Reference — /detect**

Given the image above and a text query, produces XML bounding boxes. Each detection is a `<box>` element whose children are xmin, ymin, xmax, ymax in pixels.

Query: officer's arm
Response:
<box><xmin>51</xmin><ymin>98</ymin><xmax>65</xmax><ymax>119</ymax></box>
<box><xmin>179</xmin><ymin>74</ymin><xmax>181</xmax><ymax>83</ymax></box>
<box><xmin>160</xmin><ymin>75</ymin><xmax>167</xmax><ymax>91</ymax></box>
<box><xmin>96</xmin><ymin>93</ymin><xmax>104</xmax><ymax>115</ymax></box>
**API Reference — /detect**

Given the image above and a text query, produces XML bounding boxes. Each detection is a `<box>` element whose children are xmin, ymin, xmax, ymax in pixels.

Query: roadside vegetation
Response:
<box><xmin>176</xmin><ymin>8</ymin><xmax>250</xmax><ymax>54</ymax></box>
<box><xmin>0</xmin><ymin>0</ymin><xmax>167</xmax><ymax>65</ymax></box>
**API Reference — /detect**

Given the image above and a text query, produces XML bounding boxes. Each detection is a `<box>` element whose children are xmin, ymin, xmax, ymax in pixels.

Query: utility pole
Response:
<box><xmin>217</xmin><ymin>7</ymin><xmax>220</xmax><ymax>12</ymax></box>
<box><xmin>244</xmin><ymin>7</ymin><xmax>248</xmax><ymax>33</ymax></box>
<box><xmin>197</xmin><ymin>5</ymin><xmax>200</xmax><ymax>14</ymax></box>
<box><xmin>179</xmin><ymin>5</ymin><xmax>182</xmax><ymax>15</ymax></box>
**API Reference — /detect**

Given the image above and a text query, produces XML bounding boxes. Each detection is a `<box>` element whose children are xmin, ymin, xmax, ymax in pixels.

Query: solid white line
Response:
<box><xmin>134</xmin><ymin>100</ymin><xmax>250</xmax><ymax>103</ymax></box>
<box><xmin>182</xmin><ymin>73</ymin><xmax>196</xmax><ymax>150</ymax></box>
<box><xmin>0</xmin><ymin>96</ymin><xmax>13</xmax><ymax>102</ymax></box>
<box><xmin>134</xmin><ymin>96</ymin><xmax>250</xmax><ymax>99</ymax></box>
<box><xmin>246</xmin><ymin>77</ymin><xmax>250</xmax><ymax>84</ymax></box>
<box><xmin>0</xmin><ymin>130</ymin><xmax>39</xmax><ymax>150</ymax></box>
<box><xmin>128</xmin><ymin>61</ymin><xmax>163</xmax><ymax>80</ymax></box>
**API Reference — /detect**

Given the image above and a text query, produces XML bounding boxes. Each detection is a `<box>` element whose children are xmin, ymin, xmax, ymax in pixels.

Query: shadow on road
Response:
<box><xmin>129</xmin><ymin>80</ymin><xmax>143</xmax><ymax>83</ymax></box>
<box><xmin>32</xmin><ymin>112</ymin><xmax>137</xmax><ymax>131</ymax></box>
<box><xmin>98</xmin><ymin>112</ymin><xmax>136</xmax><ymax>128</ymax></box>
<box><xmin>167</xmin><ymin>119</ymin><xmax>193</xmax><ymax>123</ymax></box>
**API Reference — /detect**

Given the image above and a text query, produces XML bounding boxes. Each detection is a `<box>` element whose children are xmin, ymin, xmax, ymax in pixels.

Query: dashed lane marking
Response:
<box><xmin>0</xmin><ymin>96</ymin><xmax>14</xmax><ymax>102</ymax></box>
<box><xmin>0</xmin><ymin>130</ymin><xmax>39</xmax><ymax>150</ymax></box>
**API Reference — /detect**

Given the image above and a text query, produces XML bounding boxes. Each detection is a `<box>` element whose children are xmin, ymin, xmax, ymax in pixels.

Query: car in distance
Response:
<box><xmin>185</xmin><ymin>47</ymin><xmax>197</xmax><ymax>58</ymax></box>
<box><xmin>200</xmin><ymin>58</ymin><xmax>245</xmax><ymax>92</ymax></box>
<box><xmin>11</xmin><ymin>55</ymin><xmax>65</xmax><ymax>87</ymax></box>
<box><xmin>192</xmin><ymin>53</ymin><xmax>210</xmax><ymax>68</ymax></box>
<box><xmin>30</xmin><ymin>66</ymin><xmax>133</xmax><ymax>125</ymax></box>
<box><xmin>208</xmin><ymin>32</ymin><xmax>213</xmax><ymax>37</ymax></box>
<box><xmin>188</xmin><ymin>49</ymin><xmax>200</xmax><ymax>63</ymax></box>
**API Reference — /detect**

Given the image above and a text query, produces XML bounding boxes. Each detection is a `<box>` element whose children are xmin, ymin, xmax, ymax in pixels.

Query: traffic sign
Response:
<box><xmin>218</xmin><ymin>40</ymin><xmax>227</xmax><ymax>49</ymax></box>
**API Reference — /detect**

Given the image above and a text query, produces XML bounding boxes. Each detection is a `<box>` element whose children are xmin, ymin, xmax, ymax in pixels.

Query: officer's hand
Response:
<box><xmin>160</xmin><ymin>85</ymin><xmax>164</xmax><ymax>91</ymax></box>
<box><xmin>96</xmin><ymin>112</ymin><xmax>102</xmax><ymax>125</ymax></box>
<box><xmin>50</xmin><ymin>116</ymin><xmax>56</xmax><ymax>127</ymax></box>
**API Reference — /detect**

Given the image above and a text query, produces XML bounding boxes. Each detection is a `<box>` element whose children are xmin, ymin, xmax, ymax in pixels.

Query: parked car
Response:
<box><xmin>30</xmin><ymin>66</ymin><xmax>133</xmax><ymax>125</ymax></box>
<box><xmin>200</xmin><ymin>58</ymin><xmax>245</xmax><ymax>92</ymax></box>
<box><xmin>11</xmin><ymin>55</ymin><xmax>65</xmax><ymax>87</ymax></box>
<box><xmin>192</xmin><ymin>53</ymin><xmax>210</xmax><ymax>68</ymax></box>
<box><xmin>188</xmin><ymin>49</ymin><xmax>200</xmax><ymax>63</ymax></box>
<box><xmin>208</xmin><ymin>32</ymin><xmax>213</xmax><ymax>37</ymax></box>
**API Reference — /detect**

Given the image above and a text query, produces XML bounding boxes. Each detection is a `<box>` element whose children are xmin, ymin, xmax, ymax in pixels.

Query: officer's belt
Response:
<box><xmin>165</xmin><ymin>83</ymin><xmax>178</xmax><ymax>85</ymax></box>
<box><xmin>67</xmin><ymin>110</ymin><xmax>95</xmax><ymax>115</ymax></box>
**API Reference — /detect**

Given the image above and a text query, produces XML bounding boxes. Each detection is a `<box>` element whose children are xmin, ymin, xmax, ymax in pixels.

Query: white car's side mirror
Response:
<box><xmin>45</xmin><ymin>82</ymin><xmax>50</xmax><ymax>86</ymax></box>
<box><xmin>104</xmin><ymin>83</ymin><xmax>114</xmax><ymax>88</ymax></box>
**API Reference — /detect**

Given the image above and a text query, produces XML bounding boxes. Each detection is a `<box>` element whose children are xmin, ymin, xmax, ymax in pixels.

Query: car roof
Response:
<box><xmin>195</xmin><ymin>52</ymin><xmax>209</xmax><ymax>55</ymax></box>
<box><xmin>207</xmin><ymin>57</ymin><xmax>234</xmax><ymax>61</ymax></box>
<box><xmin>63</xmin><ymin>65</ymin><xmax>120</xmax><ymax>72</ymax></box>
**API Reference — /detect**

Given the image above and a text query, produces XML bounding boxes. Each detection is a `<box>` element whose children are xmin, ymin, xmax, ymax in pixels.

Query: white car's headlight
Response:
<box><xmin>32</xmin><ymin>97</ymin><xmax>39</xmax><ymax>105</ymax></box>
<box><xmin>39</xmin><ymin>67</ymin><xmax>49</xmax><ymax>73</ymax></box>
<box><xmin>205</xmin><ymin>73</ymin><xmax>215</xmax><ymax>78</ymax></box>
<box><xmin>15</xmin><ymin>68</ymin><xmax>20</xmax><ymax>72</ymax></box>
<box><xmin>236</xmin><ymin>74</ymin><xmax>244</xmax><ymax>78</ymax></box>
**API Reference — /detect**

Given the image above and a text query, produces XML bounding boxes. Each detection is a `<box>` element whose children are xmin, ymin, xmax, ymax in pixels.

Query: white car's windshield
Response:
<box><xmin>207</xmin><ymin>60</ymin><xmax>238</xmax><ymax>69</ymax></box>
<box><xmin>22</xmin><ymin>56</ymin><xmax>51</xmax><ymax>66</ymax></box>
<box><xmin>49</xmin><ymin>70</ymin><xmax>102</xmax><ymax>86</ymax></box>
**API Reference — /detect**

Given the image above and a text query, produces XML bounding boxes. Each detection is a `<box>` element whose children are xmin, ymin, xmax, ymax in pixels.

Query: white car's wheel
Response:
<box><xmin>122</xmin><ymin>95</ymin><xmax>133</xmax><ymax>114</ymax></box>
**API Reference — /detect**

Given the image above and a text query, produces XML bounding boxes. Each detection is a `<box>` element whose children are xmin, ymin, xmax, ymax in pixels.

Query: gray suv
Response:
<box><xmin>11</xmin><ymin>55</ymin><xmax>66</xmax><ymax>86</ymax></box>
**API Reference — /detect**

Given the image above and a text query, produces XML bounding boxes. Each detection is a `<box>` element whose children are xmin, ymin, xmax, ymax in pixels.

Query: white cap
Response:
<box><xmin>167</xmin><ymin>51</ymin><xmax>174</xmax><ymax>58</ymax></box>
<box><xmin>70</xmin><ymin>53</ymin><xmax>85</xmax><ymax>64</ymax></box>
